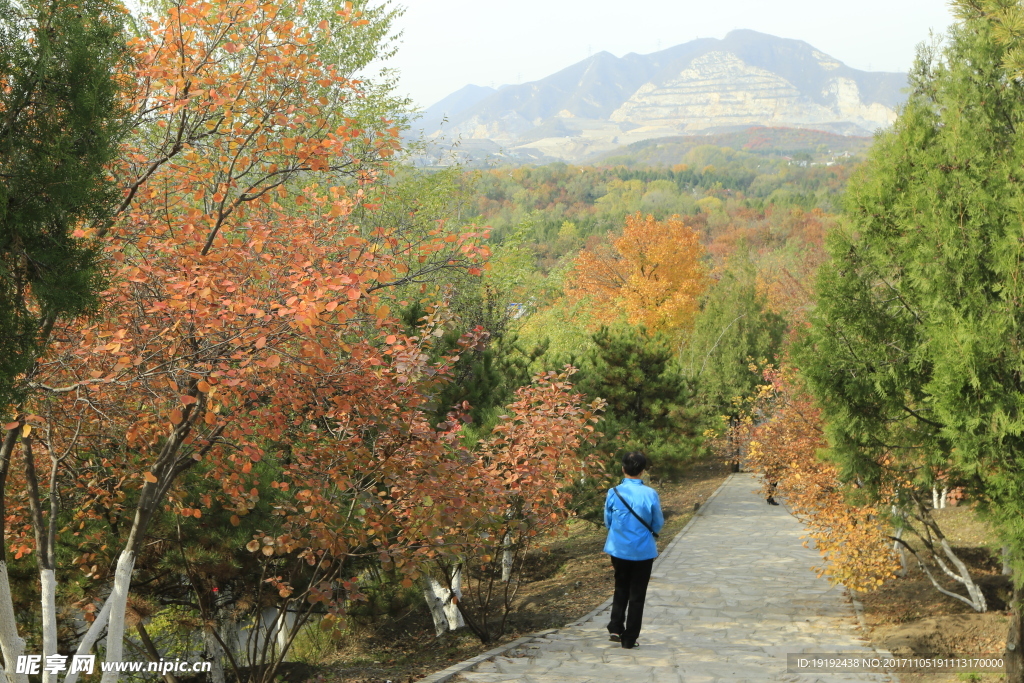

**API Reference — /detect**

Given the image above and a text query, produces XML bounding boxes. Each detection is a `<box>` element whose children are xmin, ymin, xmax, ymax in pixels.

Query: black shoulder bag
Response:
<box><xmin>611</xmin><ymin>487</ymin><xmax>658</xmax><ymax>538</ymax></box>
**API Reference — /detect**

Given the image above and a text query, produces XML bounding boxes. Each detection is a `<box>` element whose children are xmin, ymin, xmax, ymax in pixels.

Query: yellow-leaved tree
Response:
<box><xmin>567</xmin><ymin>212</ymin><xmax>706</xmax><ymax>333</ymax></box>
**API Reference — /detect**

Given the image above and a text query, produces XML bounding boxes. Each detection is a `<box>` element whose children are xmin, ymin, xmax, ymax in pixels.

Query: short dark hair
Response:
<box><xmin>622</xmin><ymin>451</ymin><xmax>647</xmax><ymax>476</ymax></box>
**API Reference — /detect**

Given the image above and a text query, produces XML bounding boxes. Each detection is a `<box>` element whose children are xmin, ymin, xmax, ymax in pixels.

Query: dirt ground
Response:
<box><xmin>320</xmin><ymin>455</ymin><xmax>733</xmax><ymax>683</ymax></box>
<box><xmin>855</xmin><ymin>504</ymin><xmax>1012</xmax><ymax>683</ymax></box>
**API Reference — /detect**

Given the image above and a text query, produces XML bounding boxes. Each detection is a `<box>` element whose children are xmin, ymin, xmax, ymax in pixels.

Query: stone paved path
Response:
<box><xmin>450</xmin><ymin>474</ymin><xmax>895</xmax><ymax>683</ymax></box>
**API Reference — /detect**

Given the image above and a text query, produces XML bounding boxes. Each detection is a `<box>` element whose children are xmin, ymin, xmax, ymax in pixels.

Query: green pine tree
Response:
<box><xmin>0</xmin><ymin>0</ymin><xmax>129</xmax><ymax>409</ymax></box>
<box><xmin>400</xmin><ymin>299</ymin><xmax>549</xmax><ymax>435</ymax></box>
<box><xmin>798</xmin><ymin>5</ymin><xmax>1024</xmax><ymax>674</ymax></box>
<box><xmin>577</xmin><ymin>325</ymin><xmax>701</xmax><ymax>479</ymax></box>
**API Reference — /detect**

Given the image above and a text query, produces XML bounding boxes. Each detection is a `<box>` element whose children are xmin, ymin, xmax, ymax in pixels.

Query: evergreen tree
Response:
<box><xmin>0</xmin><ymin>0</ymin><xmax>129</xmax><ymax>408</ymax></box>
<box><xmin>686</xmin><ymin>253</ymin><xmax>787</xmax><ymax>419</ymax></box>
<box><xmin>798</xmin><ymin>5</ymin><xmax>1024</xmax><ymax>675</ymax></box>
<box><xmin>397</xmin><ymin>221</ymin><xmax>559</xmax><ymax>435</ymax></box>
<box><xmin>578</xmin><ymin>325</ymin><xmax>701</xmax><ymax>478</ymax></box>
<box><xmin>400</xmin><ymin>300</ymin><xmax>549</xmax><ymax>434</ymax></box>
<box><xmin>441</xmin><ymin>331</ymin><xmax>549</xmax><ymax>435</ymax></box>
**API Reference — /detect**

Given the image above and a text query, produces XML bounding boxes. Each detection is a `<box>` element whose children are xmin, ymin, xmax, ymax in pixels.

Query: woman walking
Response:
<box><xmin>604</xmin><ymin>451</ymin><xmax>664</xmax><ymax>649</ymax></box>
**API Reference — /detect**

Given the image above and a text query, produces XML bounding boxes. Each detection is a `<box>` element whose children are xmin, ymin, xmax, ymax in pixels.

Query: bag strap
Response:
<box><xmin>612</xmin><ymin>487</ymin><xmax>659</xmax><ymax>538</ymax></box>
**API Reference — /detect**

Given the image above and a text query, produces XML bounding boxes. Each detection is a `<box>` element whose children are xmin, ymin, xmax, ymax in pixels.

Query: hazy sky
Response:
<box><xmin>388</xmin><ymin>0</ymin><xmax>958</xmax><ymax>109</ymax></box>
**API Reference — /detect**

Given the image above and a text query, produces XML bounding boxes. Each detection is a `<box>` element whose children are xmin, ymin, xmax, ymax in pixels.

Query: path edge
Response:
<box><xmin>848</xmin><ymin>590</ymin><xmax>900</xmax><ymax>681</ymax></box>
<box><xmin>416</xmin><ymin>629</ymin><xmax>558</xmax><ymax>683</ymax></box>
<box><xmin>417</xmin><ymin>472</ymin><xmax>737</xmax><ymax>682</ymax></box>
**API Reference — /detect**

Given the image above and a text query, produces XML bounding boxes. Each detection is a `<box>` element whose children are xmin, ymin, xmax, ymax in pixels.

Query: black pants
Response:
<box><xmin>607</xmin><ymin>556</ymin><xmax>654</xmax><ymax>646</ymax></box>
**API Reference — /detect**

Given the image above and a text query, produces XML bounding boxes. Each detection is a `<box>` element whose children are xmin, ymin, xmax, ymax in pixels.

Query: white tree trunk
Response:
<box><xmin>940</xmin><ymin>487</ymin><xmax>948</xmax><ymax>509</ymax></box>
<box><xmin>422</xmin><ymin>577</ymin><xmax>450</xmax><ymax>636</ymax></box>
<box><xmin>942</xmin><ymin>538</ymin><xmax>986</xmax><ymax>612</ymax></box>
<box><xmin>893</xmin><ymin>527</ymin><xmax>909</xmax><ymax>577</ymax></box>
<box><xmin>422</xmin><ymin>569</ymin><xmax>464</xmax><ymax>636</ymax></box>
<box><xmin>257</xmin><ymin>607</ymin><xmax>290</xmax><ymax>660</ymax></box>
<box><xmin>99</xmin><ymin>550</ymin><xmax>137</xmax><ymax>683</ymax></box>
<box><xmin>501</xmin><ymin>533</ymin><xmax>513</xmax><ymax>583</ymax></box>
<box><xmin>63</xmin><ymin>596</ymin><xmax>112</xmax><ymax>683</ymax></box>
<box><xmin>932</xmin><ymin>487</ymin><xmax>940</xmax><ymax>508</ymax></box>
<box><xmin>259</xmin><ymin>607</ymin><xmax>275</xmax><ymax>659</ymax></box>
<box><xmin>0</xmin><ymin>562</ymin><xmax>28</xmax><ymax>683</ymax></box>
<box><xmin>202</xmin><ymin>607</ymin><xmax>245</xmax><ymax>681</ymax></box>
<box><xmin>275</xmin><ymin>609</ymin><xmax>291</xmax><ymax>656</ymax></box>
<box><xmin>40</xmin><ymin>569</ymin><xmax>57</xmax><ymax>683</ymax></box>
<box><xmin>930</xmin><ymin>537</ymin><xmax>988</xmax><ymax>612</ymax></box>
<box><xmin>444</xmin><ymin>567</ymin><xmax>463</xmax><ymax>631</ymax></box>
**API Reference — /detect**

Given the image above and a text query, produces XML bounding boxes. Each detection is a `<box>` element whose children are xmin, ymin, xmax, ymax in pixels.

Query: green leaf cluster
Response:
<box><xmin>0</xmin><ymin>0</ymin><xmax>129</xmax><ymax>407</ymax></box>
<box><xmin>798</xmin><ymin>3</ymin><xmax>1024</xmax><ymax>580</ymax></box>
<box><xmin>686</xmin><ymin>252</ymin><xmax>787</xmax><ymax>419</ymax></box>
<box><xmin>576</xmin><ymin>325</ymin><xmax>701</xmax><ymax>479</ymax></box>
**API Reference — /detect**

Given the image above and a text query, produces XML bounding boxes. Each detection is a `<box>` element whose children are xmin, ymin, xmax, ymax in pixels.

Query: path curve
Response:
<box><xmin>443</xmin><ymin>473</ymin><xmax>895</xmax><ymax>683</ymax></box>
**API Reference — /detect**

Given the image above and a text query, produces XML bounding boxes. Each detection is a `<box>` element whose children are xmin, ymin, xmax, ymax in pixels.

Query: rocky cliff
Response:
<box><xmin>414</xmin><ymin>30</ymin><xmax>905</xmax><ymax>164</ymax></box>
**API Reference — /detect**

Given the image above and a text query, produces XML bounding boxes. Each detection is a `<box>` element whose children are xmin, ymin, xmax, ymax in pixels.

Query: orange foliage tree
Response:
<box><xmin>395</xmin><ymin>368</ymin><xmax>605</xmax><ymax>644</ymax></box>
<box><xmin>722</xmin><ymin>364</ymin><xmax>990</xmax><ymax>608</ymax></box>
<box><xmin>721</xmin><ymin>365</ymin><xmax>901</xmax><ymax>592</ymax></box>
<box><xmin>0</xmin><ymin>0</ymin><xmax>510</xmax><ymax>680</ymax></box>
<box><xmin>567</xmin><ymin>212</ymin><xmax>706</xmax><ymax>333</ymax></box>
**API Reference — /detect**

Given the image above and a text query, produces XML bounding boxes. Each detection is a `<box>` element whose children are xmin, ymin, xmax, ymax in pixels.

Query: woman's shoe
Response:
<box><xmin>608</xmin><ymin>633</ymin><xmax>621</xmax><ymax>642</ymax></box>
<box><xmin>767</xmin><ymin>496</ymin><xmax>780</xmax><ymax>505</ymax></box>
<box><xmin>621</xmin><ymin>641</ymin><xmax>639</xmax><ymax>649</ymax></box>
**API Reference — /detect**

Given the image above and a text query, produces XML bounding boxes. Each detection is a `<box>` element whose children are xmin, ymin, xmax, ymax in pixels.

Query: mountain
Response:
<box><xmin>416</xmin><ymin>30</ymin><xmax>906</xmax><ymax>164</ymax></box>
<box><xmin>415</xmin><ymin>84</ymin><xmax>496</xmax><ymax>137</ymax></box>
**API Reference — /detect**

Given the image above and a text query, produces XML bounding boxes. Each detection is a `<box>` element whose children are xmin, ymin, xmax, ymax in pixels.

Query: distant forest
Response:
<box><xmin>470</xmin><ymin>138</ymin><xmax>855</xmax><ymax>269</ymax></box>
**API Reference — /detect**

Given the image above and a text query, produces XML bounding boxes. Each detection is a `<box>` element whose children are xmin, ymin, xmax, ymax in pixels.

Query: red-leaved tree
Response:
<box><xmin>0</xmin><ymin>0</ymin><xmax>490</xmax><ymax>681</ymax></box>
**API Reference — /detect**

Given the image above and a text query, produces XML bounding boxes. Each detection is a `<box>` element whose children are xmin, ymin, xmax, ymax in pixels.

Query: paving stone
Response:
<box><xmin>449</xmin><ymin>474</ymin><xmax>895</xmax><ymax>683</ymax></box>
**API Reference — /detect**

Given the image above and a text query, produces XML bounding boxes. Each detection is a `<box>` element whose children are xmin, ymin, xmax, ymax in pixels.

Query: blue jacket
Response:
<box><xmin>603</xmin><ymin>477</ymin><xmax>664</xmax><ymax>561</ymax></box>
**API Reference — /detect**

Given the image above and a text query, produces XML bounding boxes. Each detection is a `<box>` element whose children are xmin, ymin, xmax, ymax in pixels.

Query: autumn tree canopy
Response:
<box><xmin>567</xmin><ymin>212</ymin><xmax>706</xmax><ymax>334</ymax></box>
<box><xmin>0</xmin><ymin>0</ymin><xmax>525</xmax><ymax>680</ymax></box>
